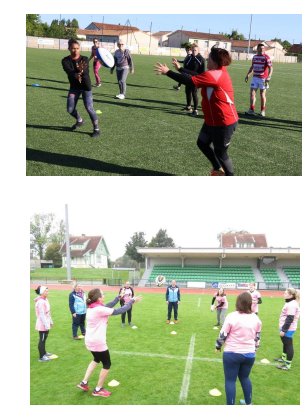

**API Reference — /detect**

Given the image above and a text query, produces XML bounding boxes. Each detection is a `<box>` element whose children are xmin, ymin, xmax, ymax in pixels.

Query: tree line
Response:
<box><xmin>26</xmin><ymin>14</ymin><xmax>80</xmax><ymax>39</ymax></box>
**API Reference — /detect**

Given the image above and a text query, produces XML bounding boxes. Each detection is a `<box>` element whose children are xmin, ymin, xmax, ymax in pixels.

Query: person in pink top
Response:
<box><xmin>77</xmin><ymin>288</ymin><xmax>142</xmax><ymax>397</ymax></box>
<box><xmin>34</xmin><ymin>286</ymin><xmax>54</xmax><ymax>362</ymax></box>
<box><xmin>274</xmin><ymin>288</ymin><xmax>300</xmax><ymax>370</ymax></box>
<box><xmin>118</xmin><ymin>281</ymin><xmax>135</xmax><ymax>327</ymax></box>
<box><xmin>88</xmin><ymin>38</ymin><xmax>102</xmax><ymax>87</ymax></box>
<box><xmin>215</xmin><ymin>292</ymin><xmax>262</xmax><ymax>405</ymax></box>
<box><xmin>211</xmin><ymin>288</ymin><xmax>228</xmax><ymax>326</ymax></box>
<box><xmin>248</xmin><ymin>282</ymin><xmax>262</xmax><ymax>315</ymax></box>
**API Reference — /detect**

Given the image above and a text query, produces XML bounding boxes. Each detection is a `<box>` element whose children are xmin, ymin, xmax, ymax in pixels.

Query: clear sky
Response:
<box><xmin>39</xmin><ymin>14</ymin><xmax>302</xmax><ymax>43</ymax></box>
<box><xmin>29</xmin><ymin>178</ymin><xmax>300</xmax><ymax>261</ymax></box>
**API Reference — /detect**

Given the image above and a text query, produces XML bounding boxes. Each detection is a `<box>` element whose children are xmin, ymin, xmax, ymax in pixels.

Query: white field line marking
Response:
<box><xmin>110</xmin><ymin>350</ymin><xmax>277</xmax><ymax>366</ymax></box>
<box><xmin>197</xmin><ymin>298</ymin><xmax>201</xmax><ymax>307</ymax></box>
<box><xmin>179</xmin><ymin>334</ymin><xmax>196</xmax><ymax>403</ymax></box>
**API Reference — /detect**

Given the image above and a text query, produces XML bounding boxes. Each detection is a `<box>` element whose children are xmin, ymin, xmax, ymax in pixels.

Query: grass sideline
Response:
<box><xmin>26</xmin><ymin>48</ymin><xmax>302</xmax><ymax>176</ymax></box>
<box><xmin>30</xmin><ymin>289</ymin><xmax>300</xmax><ymax>404</ymax></box>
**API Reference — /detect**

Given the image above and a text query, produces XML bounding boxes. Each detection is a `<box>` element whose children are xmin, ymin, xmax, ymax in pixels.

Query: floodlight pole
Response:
<box><xmin>247</xmin><ymin>14</ymin><xmax>253</xmax><ymax>58</ymax></box>
<box><xmin>65</xmin><ymin>204</ymin><xmax>71</xmax><ymax>280</ymax></box>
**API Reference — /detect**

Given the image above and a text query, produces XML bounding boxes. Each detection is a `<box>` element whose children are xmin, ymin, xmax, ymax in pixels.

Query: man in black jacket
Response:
<box><xmin>181</xmin><ymin>44</ymin><xmax>206</xmax><ymax>117</ymax></box>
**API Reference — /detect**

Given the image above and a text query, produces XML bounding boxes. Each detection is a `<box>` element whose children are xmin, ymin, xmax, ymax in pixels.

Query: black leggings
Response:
<box><xmin>281</xmin><ymin>336</ymin><xmax>294</xmax><ymax>361</ymax></box>
<box><xmin>197</xmin><ymin>138</ymin><xmax>234</xmax><ymax>176</ymax></box>
<box><xmin>185</xmin><ymin>84</ymin><xmax>198</xmax><ymax>110</ymax></box>
<box><xmin>91</xmin><ymin>349</ymin><xmax>111</xmax><ymax>369</ymax></box>
<box><xmin>38</xmin><ymin>331</ymin><xmax>49</xmax><ymax>358</ymax></box>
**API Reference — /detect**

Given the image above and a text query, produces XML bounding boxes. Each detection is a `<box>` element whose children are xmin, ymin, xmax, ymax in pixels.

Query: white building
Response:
<box><xmin>60</xmin><ymin>234</ymin><xmax>110</xmax><ymax>268</ymax></box>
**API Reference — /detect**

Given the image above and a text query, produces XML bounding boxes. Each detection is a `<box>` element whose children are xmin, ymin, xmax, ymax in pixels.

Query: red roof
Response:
<box><xmin>60</xmin><ymin>236</ymin><xmax>103</xmax><ymax>257</ymax></box>
<box><xmin>169</xmin><ymin>30</ymin><xmax>232</xmax><ymax>42</ymax></box>
<box><xmin>90</xmin><ymin>22</ymin><xmax>140</xmax><ymax>32</ymax></box>
<box><xmin>288</xmin><ymin>44</ymin><xmax>302</xmax><ymax>53</ymax></box>
<box><xmin>231</xmin><ymin>40</ymin><xmax>267</xmax><ymax>48</ymax></box>
<box><xmin>222</xmin><ymin>234</ymin><xmax>267</xmax><ymax>248</ymax></box>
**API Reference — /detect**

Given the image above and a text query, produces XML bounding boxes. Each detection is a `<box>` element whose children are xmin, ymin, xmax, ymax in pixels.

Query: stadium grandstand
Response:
<box><xmin>136</xmin><ymin>233</ymin><xmax>300</xmax><ymax>290</ymax></box>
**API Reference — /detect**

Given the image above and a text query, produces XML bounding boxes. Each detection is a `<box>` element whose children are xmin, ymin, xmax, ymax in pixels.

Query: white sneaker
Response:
<box><xmin>245</xmin><ymin>109</ymin><xmax>255</xmax><ymax>115</ymax></box>
<box><xmin>119</xmin><ymin>94</ymin><xmax>125</xmax><ymax>99</ymax></box>
<box><xmin>260</xmin><ymin>110</ymin><xmax>265</xmax><ymax>116</ymax></box>
<box><xmin>115</xmin><ymin>94</ymin><xmax>122</xmax><ymax>99</ymax></box>
<box><xmin>39</xmin><ymin>355</ymin><xmax>52</xmax><ymax>362</ymax></box>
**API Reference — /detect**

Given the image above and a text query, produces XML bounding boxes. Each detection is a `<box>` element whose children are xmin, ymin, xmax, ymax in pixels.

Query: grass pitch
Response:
<box><xmin>26</xmin><ymin>48</ymin><xmax>302</xmax><ymax>176</ymax></box>
<box><xmin>30</xmin><ymin>289</ymin><xmax>300</xmax><ymax>404</ymax></box>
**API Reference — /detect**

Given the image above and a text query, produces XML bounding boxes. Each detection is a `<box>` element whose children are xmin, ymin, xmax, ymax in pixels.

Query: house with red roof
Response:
<box><xmin>221</xmin><ymin>233</ymin><xmax>268</xmax><ymax>248</ymax></box>
<box><xmin>60</xmin><ymin>234</ymin><xmax>110</xmax><ymax>268</ymax></box>
<box><xmin>287</xmin><ymin>44</ymin><xmax>302</xmax><ymax>53</ymax></box>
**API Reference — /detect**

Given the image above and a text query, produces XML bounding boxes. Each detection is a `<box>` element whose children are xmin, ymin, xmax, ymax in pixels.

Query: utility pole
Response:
<box><xmin>247</xmin><ymin>14</ymin><xmax>253</xmax><ymax>58</ymax></box>
<box><xmin>59</xmin><ymin>14</ymin><xmax>61</xmax><ymax>50</ymax></box>
<box><xmin>149</xmin><ymin>22</ymin><xmax>152</xmax><ymax>55</ymax></box>
<box><xmin>65</xmin><ymin>204</ymin><xmax>71</xmax><ymax>280</ymax></box>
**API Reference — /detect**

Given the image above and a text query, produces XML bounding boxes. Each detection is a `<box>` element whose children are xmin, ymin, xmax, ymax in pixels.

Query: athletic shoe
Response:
<box><xmin>190</xmin><ymin>111</ymin><xmax>198</xmax><ymax>117</ymax></box>
<box><xmin>260</xmin><ymin>110</ymin><xmax>265</xmax><ymax>116</ymax></box>
<box><xmin>45</xmin><ymin>352</ymin><xmax>53</xmax><ymax>357</ymax></box>
<box><xmin>92</xmin><ymin>83</ymin><xmax>101</xmax><ymax>87</ymax></box>
<box><xmin>77</xmin><ymin>381</ymin><xmax>89</xmax><ymax>392</ymax></box>
<box><xmin>274</xmin><ymin>357</ymin><xmax>284</xmax><ymax>362</ymax></box>
<box><xmin>277</xmin><ymin>365</ymin><xmax>290</xmax><ymax>370</ymax></box>
<box><xmin>239</xmin><ymin>400</ymin><xmax>246</xmax><ymax>405</ymax></box>
<box><xmin>214</xmin><ymin>323</ymin><xmax>220</xmax><ymax>326</ymax></box>
<box><xmin>71</xmin><ymin>120</ymin><xmax>85</xmax><ymax>130</ymax></box>
<box><xmin>122</xmin><ymin>323</ymin><xmax>125</xmax><ymax>327</ymax></box>
<box><xmin>92</xmin><ymin>389</ymin><xmax>112</xmax><ymax>397</ymax></box>
<box><xmin>174</xmin><ymin>320</ymin><xmax>178</xmax><ymax>324</ymax></box>
<box><xmin>210</xmin><ymin>168</ymin><xmax>225</xmax><ymax>176</ymax></box>
<box><xmin>129</xmin><ymin>322</ymin><xmax>133</xmax><ymax>326</ymax></box>
<box><xmin>167</xmin><ymin>320</ymin><xmax>170</xmax><ymax>324</ymax></box>
<box><xmin>91</xmin><ymin>129</ymin><xmax>100</xmax><ymax>138</ymax></box>
<box><xmin>245</xmin><ymin>109</ymin><xmax>255</xmax><ymax>115</ymax></box>
<box><xmin>38</xmin><ymin>355</ymin><xmax>51</xmax><ymax>362</ymax></box>
<box><xmin>73</xmin><ymin>336</ymin><xmax>80</xmax><ymax>340</ymax></box>
<box><xmin>118</xmin><ymin>94</ymin><xmax>125</xmax><ymax>99</ymax></box>
<box><xmin>173</xmin><ymin>86</ymin><xmax>180</xmax><ymax>90</ymax></box>
<box><xmin>182</xmin><ymin>107</ymin><xmax>192</xmax><ymax>111</ymax></box>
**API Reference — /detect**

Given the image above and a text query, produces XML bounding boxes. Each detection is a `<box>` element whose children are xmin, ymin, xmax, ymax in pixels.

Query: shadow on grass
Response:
<box><xmin>26</xmin><ymin>148</ymin><xmax>174</xmax><ymax>176</ymax></box>
<box><xmin>26</xmin><ymin>124</ymin><xmax>92</xmax><ymax>136</ymax></box>
<box><xmin>238</xmin><ymin>112</ymin><xmax>302</xmax><ymax>132</ymax></box>
<box><xmin>26</xmin><ymin>76</ymin><xmax>67</xmax><ymax>84</ymax></box>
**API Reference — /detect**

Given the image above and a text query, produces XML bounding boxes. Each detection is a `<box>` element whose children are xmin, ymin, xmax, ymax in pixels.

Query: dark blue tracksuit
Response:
<box><xmin>166</xmin><ymin>285</ymin><xmax>181</xmax><ymax>320</ymax></box>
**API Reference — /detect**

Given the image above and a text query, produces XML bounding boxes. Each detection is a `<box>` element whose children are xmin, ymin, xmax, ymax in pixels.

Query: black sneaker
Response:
<box><xmin>71</xmin><ymin>120</ymin><xmax>85</xmax><ymax>130</ymax></box>
<box><xmin>190</xmin><ymin>111</ymin><xmax>198</xmax><ymax>117</ymax></box>
<box><xmin>274</xmin><ymin>357</ymin><xmax>285</xmax><ymax>362</ymax></box>
<box><xmin>91</xmin><ymin>129</ymin><xmax>100</xmax><ymax>138</ymax></box>
<box><xmin>214</xmin><ymin>323</ymin><xmax>220</xmax><ymax>326</ymax></box>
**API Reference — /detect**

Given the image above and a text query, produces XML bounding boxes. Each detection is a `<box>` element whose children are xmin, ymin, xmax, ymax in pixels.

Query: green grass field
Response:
<box><xmin>30</xmin><ymin>267</ymin><xmax>142</xmax><ymax>284</ymax></box>
<box><xmin>30</xmin><ymin>289</ymin><xmax>300</xmax><ymax>404</ymax></box>
<box><xmin>26</xmin><ymin>48</ymin><xmax>302</xmax><ymax>176</ymax></box>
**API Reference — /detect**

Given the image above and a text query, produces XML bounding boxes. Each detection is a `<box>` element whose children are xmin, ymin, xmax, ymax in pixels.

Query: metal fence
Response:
<box><xmin>30</xmin><ymin>277</ymin><xmax>122</xmax><ymax>286</ymax></box>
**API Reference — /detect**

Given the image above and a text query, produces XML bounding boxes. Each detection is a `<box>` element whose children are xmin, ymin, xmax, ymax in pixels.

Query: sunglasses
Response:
<box><xmin>94</xmin><ymin>41</ymin><xmax>98</xmax><ymax>43</ymax></box>
<box><xmin>118</xmin><ymin>43</ymin><xmax>124</xmax><ymax>45</ymax></box>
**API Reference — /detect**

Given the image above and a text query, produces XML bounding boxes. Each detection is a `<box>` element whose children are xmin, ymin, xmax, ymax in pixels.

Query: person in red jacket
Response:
<box><xmin>154</xmin><ymin>46</ymin><xmax>239</xmax><ymax>176</ymax></box>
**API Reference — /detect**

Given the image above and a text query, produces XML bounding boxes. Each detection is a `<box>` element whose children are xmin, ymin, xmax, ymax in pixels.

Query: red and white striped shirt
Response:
<box><xmin>252</xmin><ymin>54</ymin><xmax>272</xmax><ymax>78</ymax></box>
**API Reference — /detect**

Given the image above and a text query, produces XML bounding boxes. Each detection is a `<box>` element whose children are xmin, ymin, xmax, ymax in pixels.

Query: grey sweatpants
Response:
<box><xmin>116</xmin><ymin>68</ymin><xmax>129</xmax><ymax>95</ymax></box>
<box><xmin>217</xmin><ymin>308</ymin><xmax>227</xmax><ymax>324</ymax></box>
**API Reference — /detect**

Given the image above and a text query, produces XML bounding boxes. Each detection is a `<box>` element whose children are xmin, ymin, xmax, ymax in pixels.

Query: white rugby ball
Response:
<box><xmin>155</xmin><ymin>275</ymin><xmax>166</xmax><ymax>287</ymax></box>
<box><xmin>211</xmin><ymin>305</ymin><xmax>216</xmax><ymax>312</ymax></box>
<box><xmin>96</xmin><ymin>48</ymin><xmax>114</xmax><ymax>68</ymax></box>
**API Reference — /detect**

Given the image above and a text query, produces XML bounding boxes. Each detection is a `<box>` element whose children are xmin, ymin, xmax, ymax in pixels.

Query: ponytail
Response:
<box><xmin>86</xmin><ymin>288</ymin><xmax>103</xmax><ymax>307</ymax></box>
<box><xmin>35</xmin><ymin>286</ymin><xmax>41</xmax><ymax>295</ymax></box>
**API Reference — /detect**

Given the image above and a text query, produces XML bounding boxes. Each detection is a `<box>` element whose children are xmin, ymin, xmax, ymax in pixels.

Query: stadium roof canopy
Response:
<box><xmin>136</xmin><ymin>247</ymin><xmax>299</xmax><ymax>260</ymax></box>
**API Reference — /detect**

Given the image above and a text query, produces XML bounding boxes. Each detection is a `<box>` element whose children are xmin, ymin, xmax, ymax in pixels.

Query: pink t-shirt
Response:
<box><xmin>35</xmin><ymin>297</ymin><xmax>52</xmax><ymax>331</ymax></box>
<box><xmin>214</xmin><ymin>293</ymin><xmax>228</xmax><ymax>309</ymax></box>
<box><xmin>122</xmin><ymin>287</ymin><xmax>133</xmax><ymax>304</ymax></box>
<box><xmin>222</xmin><ymin>311</ymin><xmax>262</xmax><ymax>353</ymax></box>
<box><xmin>85</xmin><ymin>303</ymin><xmax>114</xmax><ymax>352</ymax></box>
<box><xmin>249</xmin><ymin>290</ymin><xmax>261</xmax><ymax>313</ymax></box>
<box><xmin>279</xmin><ymin>300</ymin><xmax>300</xmax><ymax>331</ymax></box>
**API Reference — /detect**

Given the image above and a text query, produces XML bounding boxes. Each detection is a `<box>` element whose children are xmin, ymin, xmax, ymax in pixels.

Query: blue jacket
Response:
<box><xmin>69</xmin><ymin>290</ymin><xmax>86</xmax><ymax>315</ymax></box>
<box><xmin>166</xmin><ymin>285</ymin><xmax>180</xmax><ymax>302</ymax></box>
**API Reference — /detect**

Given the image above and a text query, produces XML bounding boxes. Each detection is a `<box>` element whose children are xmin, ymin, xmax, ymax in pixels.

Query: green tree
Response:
<box><xmin>125</xmin><ymin>232</ymin><xmax>147</xmax><ymax>268</ymax></box>
<box><xmin>30</xmin><ymin>213</ymin><xmax>55</xmax><ymax>259</ymax></box>
<box><xmin>71</xmin><ymin>18</ymin><xmax>79</xmax><ymax>29</ymax></box>
<box><xmin>217</xmin><ymin>229</ymin><xmax>250</xmax><ymax>247</ymax></box>
<box><xmin>26</xmin><ymin>14</ymin><xmax>42</xmax><ymax>36</ymax></box>
<box><xmin>148</xmin><ymin>229</ymin><xmax>175</xmax><ymax>248</ymax></box>
<box><xmin>281</xmin><ymin>40</ymin><xmax>292</xmax><ymax>50</ymax></box>
<box><xmin>44</xmin><ymin>242</ymin><xmax>62</xmax><ymax>267</ymax></box>
<box><xmin>114</xmin><ymin>254</ymin><xmax>137</xmax><ymax>268</ymax></box>
<box><xmin>223</xmin><ymin>29</ymin><xmax>245</xmax><ymax>40</ymax></box>
<box><xmin>49</xmin><ymin>219</ymin><xmax>66</xmax><ymax>245</ymax></box>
